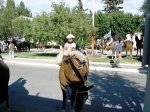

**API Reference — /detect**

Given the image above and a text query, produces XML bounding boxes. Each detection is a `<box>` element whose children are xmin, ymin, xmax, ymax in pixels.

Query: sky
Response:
<box><xmin>4</xmin><ymin>0</ymin><xmax>144</xmax><ymax>16</ymax></box>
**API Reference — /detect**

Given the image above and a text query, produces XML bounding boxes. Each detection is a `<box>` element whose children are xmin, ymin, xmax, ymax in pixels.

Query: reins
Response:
<box><xmin>68</xmin><ymin>56</ymin><xmax>84</xmax><ymax>82</ymax></box>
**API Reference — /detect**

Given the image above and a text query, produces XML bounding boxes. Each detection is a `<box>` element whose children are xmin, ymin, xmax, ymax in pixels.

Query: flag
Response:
<box><xmin>103</xmin><ymin>30</ymin><xmax>111</xmax><ymax>39</ymax></box>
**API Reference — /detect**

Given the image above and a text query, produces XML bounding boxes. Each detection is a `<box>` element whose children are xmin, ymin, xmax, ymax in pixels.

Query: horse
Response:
<box><xmin>124</xmin><ymin>41</ymin><xmax>133</xmax><ymax>59</ymax></box>
<box><xmin>135</xmin><ymin>35</ymin><xmax>143</xmax><ymax>57</ymax></box>
<box><xmin>14</xmin><ymin>41</ymin><xmax>30</xmax><ymax>52</ymax></box>
<box><xmin>99</xmin><ymin>39</ymin><xmax>117</xmax><ymax>60</ymax></box>
<box><xmin>59</xmin><ymin>55</ymin><xmax>93</xmax><ymax>112</ymax></box>
<box><xmin>36</xmin><ymin>42</ymin><xmax>45</xmax><ymax>51</ymax></box>
<box><xmin>99</xmin><ymin>39</ymin><xmax>108</xmax><ymax>54</ymax></box>
<box><xmin>0</xmin><ymin>58</ymin><xmax>10</xmax><ymax>112</ymax></box>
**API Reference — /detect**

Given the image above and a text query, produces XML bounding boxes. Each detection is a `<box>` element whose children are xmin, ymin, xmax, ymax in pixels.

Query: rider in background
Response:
<box><xmin>106</xmin><ymin>36</ymin><xmax>113</xmax><ymax>46</ymax></box>
<box><xmin>124</xmin><ymin>31</ymin><xmax>132</xmax><ymax>42</ymax></box>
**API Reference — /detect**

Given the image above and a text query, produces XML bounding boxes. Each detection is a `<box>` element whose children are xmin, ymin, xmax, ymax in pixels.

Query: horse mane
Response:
<box><xmin>69</xmin><ymin>57</ymin><xmax>84</xmax><ymax>83</ymax></box>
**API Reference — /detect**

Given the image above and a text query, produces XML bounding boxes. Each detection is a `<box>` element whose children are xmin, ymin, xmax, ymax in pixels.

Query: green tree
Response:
<box><xmin>49</xmin><ymin>1</ymin><xmax>92</xmax><ymax>48</ymax></box>
<box><xmin>12</xmin><ymin>16</ymin><xmax>24</xmax><ymax>37</ymax></box>
<box><xmin>32</xmin><ymin>12</ymin><xmax>52</xmax><ymax>44</ymax></box>
<box><xmin>102</xmin><ymin>0</ymin><xmax>123</xmax><ymax>13</ymax></box>
<box><xmin>110</xmin><ymin>12</ymin><xmax>141</xmax><ymax>38</ymax></box>
<box><xmin>95</xmin><ymin>11</ymin><xmax>110</xmax><ymax>39</ymax></box>
<box><xmin>139</xmin><ymin>0</ymin><xmax>147</xmax><ymax>17</ymax></box>
<box><xmin>22</xmin><ymin>19</ymin><xmax>33</xmax><ymax>42</ymax></box>
<box><xmin>3</xmin><ymin>0</ymin><xmax>16</xmax><ymax>39</ymax></box>
<box><xmin>94</xmin><ymin>11</ymin><xmax>142</xmax><ymax>40</ymax></box>
<box><xmin>0</xmin><ymin>0</ymin><xmax>4</xmax><ymax>13</ymax></box>
<box><xmin>0</xmin><ymin>0</ymin><xmax>5</xmax><ymax>39</ymax></box>
<box><xmin>139</xmin><ymin>0</ymin><xmax>147</xmax><ymax>33</ymax></box>
<box><xmin>16</xmin><ymin>1</ymin><xmax>32</xmax><ymax>17</ymax></box>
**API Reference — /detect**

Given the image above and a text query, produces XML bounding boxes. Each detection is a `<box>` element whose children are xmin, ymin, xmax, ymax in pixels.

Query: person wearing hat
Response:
<box><xmin>57</xmin><ymin>34</ymin><xmax>88</xmax><ymax>66</ymax></box>
<box><xmin>125</xmin><ymin>31</ymin><xmax>132</xmax><ymax>42</ymax></box>
<box><xmin>56</xmin><ymin>34</ymin><xmax>76</xmax><ymax>65</ymax></box>
<box><xmin>64</xmin><ymin>34</ymin><xmax>76</xmax><ymax>51</ymax></box>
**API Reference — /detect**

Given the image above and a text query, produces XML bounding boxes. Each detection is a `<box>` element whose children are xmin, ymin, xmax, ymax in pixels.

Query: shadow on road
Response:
<box><xmin>84</xmin><ymin>71</ymin><xmax>145</xmax><ymax>112</ymax></box>
<box><xmin>0</xmin><ymin>71</ymin><xmax>145</xmax><ymax>112</ymax></box>
<box><xmin>7</xmin><ymin>78</ymin><xmax>63</xmax><ymax>112</ymax></box>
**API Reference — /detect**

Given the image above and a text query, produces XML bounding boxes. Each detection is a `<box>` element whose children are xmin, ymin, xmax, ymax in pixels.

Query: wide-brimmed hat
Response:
<box><xmin>66</xmin><ymin>34</ymin><xmax>75</xmax><ymax>39</ymax></box>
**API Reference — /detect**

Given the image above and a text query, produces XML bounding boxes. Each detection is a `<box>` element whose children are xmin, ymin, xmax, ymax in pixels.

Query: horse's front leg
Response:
<box><xmin>6</xmin><ymin>99</ymin><xmax>10</xmax><ymax>112</ymax></box>
<box><xmin>136</xmin><ymin>48</ymin><xmax>138</xmax><ymax>56</ymax></box>
<box><xmin>62</xmin><ymin>89</ymin><xmax>67</xmax><ymax>111</ymax></box>
<box><xmin>140</xmin><ymin>48</ymin><xmax>141</xmax><ymax>57</ymax></box>
<box><xmin>5</xmin><ymin>89</ymin><xmax>10</xmax><ymax>112</ymax></box>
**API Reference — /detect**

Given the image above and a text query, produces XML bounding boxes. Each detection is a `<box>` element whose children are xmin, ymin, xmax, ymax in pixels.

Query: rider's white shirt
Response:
<box><xmin>64</xmin><ymin>42</ymin><xmax>76</xmax><ymax>51</ymax></box>
<box><xmin>126</xmin><ymin>34</ymin><xmax>132</xmax><ymax>40</ymax></box>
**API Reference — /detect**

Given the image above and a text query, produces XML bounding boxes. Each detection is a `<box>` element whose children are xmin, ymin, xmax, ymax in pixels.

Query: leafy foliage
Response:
<box><xmin>95</xmin><ymin>11</ymin><xmax>110</xmax><ymax>39</ymax></box>
<box><xmin>102</xmin><ymin>0</ymin><xmax>123</xmax><ymax>13</ymax></box>
<box><xmin>16</xmin><ymin>1</ymin><xmax>32</xmax><ymax>17</ymax></box>
<box><xmin>139</xmin><ymin>0</ymin><xmax>147</xmax><ymax>17</ymax></box>
<box><xmin>31</xmin><ymin>1</ymin><xmax>92</xmax><ymax>48</ymax></box>
<box><xmin>95</xmin><ymin>11</ymin><xmax>142</xmax><ymax>39</ymax></box>
<box><xmin>139</xmin><ymin>0</ymin><xmax>147</xmax><ymax>33</ymax></box>
<box><xmin>2</xmin><ymin>0</ymin><xmax>16</xmax><ymax>39</ymax></box>
<box><xmin>0</xmin><ymin>0</ymin><xmax>5</xmax><ymax>38</ymax></box>
<box><xmin>0</xmin><ymin>0</ymin><xmax>32</xmax><ymax>40</ymax></box>
<box><xmin>0</xmin><ymin>0</ymin><xmax>143</xmax><ymax>48</ymax></box>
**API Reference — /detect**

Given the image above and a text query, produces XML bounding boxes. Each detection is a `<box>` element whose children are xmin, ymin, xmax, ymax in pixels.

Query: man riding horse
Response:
<box><xmin>124</xmin><ymin>32</ymin><xmax>133</xmax><ymax>58</ymax></box>
<box><xmin>12</xmin><ymin>37</ymin><xmax>30</xmax><ymax>51</ymax></box>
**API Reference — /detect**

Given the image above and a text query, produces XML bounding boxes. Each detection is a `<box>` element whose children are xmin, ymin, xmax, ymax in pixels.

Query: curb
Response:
<box><xmin>3</xmin><ymin>57</ymin><xmax>142</xmax><ymax>66</ymax></box>
<box><xmin>4</xmin><ymin>60</ymin><xmax>147</xmax><ymax>74</ymax></box>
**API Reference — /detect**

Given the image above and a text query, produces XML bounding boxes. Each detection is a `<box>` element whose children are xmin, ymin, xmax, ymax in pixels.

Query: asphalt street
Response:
<box><xmin>0</xmin><ymin>63</ymin><xmax>147</xmax><ymax>112</ymax></box>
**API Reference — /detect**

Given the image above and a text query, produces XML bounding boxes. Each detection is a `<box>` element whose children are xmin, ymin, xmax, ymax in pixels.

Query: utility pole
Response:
<box><xmin>142</xmin><ymin>0</ymin><xmax>150</xmax><ymax>112</ymax></box>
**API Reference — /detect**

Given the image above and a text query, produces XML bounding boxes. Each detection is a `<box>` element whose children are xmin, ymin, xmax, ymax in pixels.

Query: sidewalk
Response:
<box><xmin>3</xmin><ymin>57</ymin><xmax>148</xmax><ymax>74</ymax></box>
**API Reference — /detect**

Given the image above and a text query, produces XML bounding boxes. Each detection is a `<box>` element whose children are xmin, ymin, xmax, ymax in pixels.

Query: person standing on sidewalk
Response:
<box><xmin>8</xmin><ymin>41</ymin><xmax>15</xmax><ymax>58</ymax></box>
<box><xmin>114</xmin><ymin>39</ymin><xmax>123</xmax><ymax>67</ymax></box>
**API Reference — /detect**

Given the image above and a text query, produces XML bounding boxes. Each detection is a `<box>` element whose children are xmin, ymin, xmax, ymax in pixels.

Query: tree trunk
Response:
<box><xmin>91</xmin><ymin>27</ymin><xmax>95</xmax><ymax>56</ymax></box>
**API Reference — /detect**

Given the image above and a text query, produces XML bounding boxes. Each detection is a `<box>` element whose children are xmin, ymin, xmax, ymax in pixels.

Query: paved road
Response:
<box><xmin>0</xmin><ymin>63</ymin><xmax>147</xmax><ymax>112</ymax></box>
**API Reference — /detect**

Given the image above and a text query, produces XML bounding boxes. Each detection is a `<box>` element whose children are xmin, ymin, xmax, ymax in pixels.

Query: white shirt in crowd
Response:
<box><xmin>126</xmin><ymin>34</ymin><xmax>132</xmax><ymax>40</ymax></box>
<box><xmin>107</xmin><ymin>37</ymin><xmax>113</xmax><ymax>46</ymax></box>
<box><xmin>64</xmin><ymin>42</ymin><xmax>76</xmax><ymax>51</ymax></box>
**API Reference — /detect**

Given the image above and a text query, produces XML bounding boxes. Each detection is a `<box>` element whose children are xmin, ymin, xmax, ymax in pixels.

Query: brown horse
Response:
<box><xmin>59</xmin><ymin>55</ymin><xmax>92</xmax><ymax>112</ymax></box>
<box><xmin>99</xmin><ymin>39</ymin><xmax>109</xmax><ymax>54</ymax></box>
<box><xmin>124</xmin><ymin>41</ymin><xmax>133</xmax><ymax>58</ymax></box>
<box><xmin>36</xmin><ymin>42</ymin><xmax>45</xmax><ymax>51</ymax></box>
<box><xmin>0</xmin><ymin>58</ymin><xmax>10</xmax><ymax>111</ymax></box>
<box><xmin>99</xmin><ymin>40</ymin><xmax>117</xmax><ymax>59</ymax></box>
